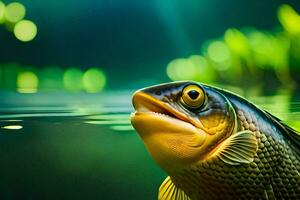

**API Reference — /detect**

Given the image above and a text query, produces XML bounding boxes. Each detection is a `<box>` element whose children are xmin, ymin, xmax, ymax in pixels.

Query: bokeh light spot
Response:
<box><xmin>224</xmin><ymin>29</ymin><xmax>249</xmax><ymax>57</ymax></box>
<box><xmin>4</xmin><ymin>2</ymin><xmax>25</xmax><ymax>23</ymax></box>
<box><xmin>63</xmin><ymin>68</ymin><xmax>83</xmax><ymax>92</ymax></box>
<box><xmin>83</xmin><ymin>68</ymin><xmax>106</xmax><ymax>93</ymax></box>
<box><xmin>278</xmin><ymin>4</ymin><xmax>300</xmax><ymax>35</ymax></box>
<box><xmin>17</xmin><ymin>71</ymin><xmax>39</xmax><ymax>93</ymax></box>
<box><xmin>0</xmin><ymin>1</ymin><xmax>5</xmax><ymax>23</ymax></box>
<box><xmin>207</xmin><ymin>41</ymin><xmax>231</xmax><ymax>63</ymax></box>
<box><xmin>189</xmin><ymin>55</ymin><xmax>216</xmax><ymax>83</ymax></box>
<box><xmin>166</xmin><ymin>56</ymin><xmax>216</xmax><ymax>83</ymax></box>
<box><xmin>14</xmin><ymin>20</ymin><xmax>37</xmax><ymax>42</ymax></box>
<box><xmin>167</xmin><ymin>58</ymin><xmax>194</xmax><ymax>81</ymax></box>
<box><xmin>207</xmin><ymin>41</ymin><xmax>232</xmax><ymax>71</ymax></box>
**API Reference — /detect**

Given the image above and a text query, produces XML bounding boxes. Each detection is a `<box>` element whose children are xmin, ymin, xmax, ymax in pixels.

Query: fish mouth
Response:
<box><xmin>131</xmin><ymin>91</ymin><xmax>191</xmax><ymax>124</ymax></box>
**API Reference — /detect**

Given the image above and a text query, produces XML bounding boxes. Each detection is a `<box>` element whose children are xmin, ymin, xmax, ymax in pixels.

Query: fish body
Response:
<box><xmin>130</xmin><ymin>81</ymin><xmax>300</xmax><ymax>200</ymax></box>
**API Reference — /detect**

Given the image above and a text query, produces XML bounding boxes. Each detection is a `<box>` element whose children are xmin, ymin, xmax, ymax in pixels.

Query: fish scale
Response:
<box><xmin>131</xmin><ymin>81</ymin><xmax>300</xmax><ymax>199</ymax></box>
<box><xmin>171</xmin><ymin>111</ymin><xmax>300</xmax><ymax>199</ymax></box>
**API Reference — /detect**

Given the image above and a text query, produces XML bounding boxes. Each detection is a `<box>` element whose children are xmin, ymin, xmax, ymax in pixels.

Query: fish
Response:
<box><xmin>130</xmin><ymin>81</ymin><xmax>300</xmax><ymax>200</ymax></box>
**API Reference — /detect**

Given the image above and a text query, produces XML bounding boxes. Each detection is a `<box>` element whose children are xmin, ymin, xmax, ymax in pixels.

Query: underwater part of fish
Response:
<box><xmin>130</xmin><ymin>81</ymin><xmax>300</xmax><ymax>200</ymax></box>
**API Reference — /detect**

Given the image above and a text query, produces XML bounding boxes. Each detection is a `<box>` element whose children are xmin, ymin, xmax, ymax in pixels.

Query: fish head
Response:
<box><xmin>131</xmin><ymin>81</ymin><xmax>237</xmax><ymax>173</ymax></box>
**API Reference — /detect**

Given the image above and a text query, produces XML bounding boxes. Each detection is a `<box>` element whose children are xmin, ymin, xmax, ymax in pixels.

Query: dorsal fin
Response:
<box><xmin>264</xmin><ymin>110</ymin><xmax>300</xmax><ymax>153</ymax></box>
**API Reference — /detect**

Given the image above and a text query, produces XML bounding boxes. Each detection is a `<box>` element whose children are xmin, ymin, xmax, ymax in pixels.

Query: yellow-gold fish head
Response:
<box><xmin>131</xmin><ymin>81</ymin><xmax>237</xmax><ymax>173</ymax></box>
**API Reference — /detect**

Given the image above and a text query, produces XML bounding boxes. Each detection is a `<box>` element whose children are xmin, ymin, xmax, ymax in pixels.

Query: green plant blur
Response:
<box><xmin>167</xmin><ymin>4</ymin><xmax>300</xmax><ymax>93</ymax></box>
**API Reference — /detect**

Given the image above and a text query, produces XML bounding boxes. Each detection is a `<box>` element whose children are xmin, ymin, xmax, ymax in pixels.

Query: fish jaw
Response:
<box><xmin>131</xmin><ymin>91</ymin><xmax>205</xmax><ymax>139</ymax></box>
<box><xmin>131</xmin><ymin>91</ymin><xmax>207</xmax><ymax>172</ymax></box>
<box><xmin>131</xmin><ymin>109</ymin><xmax>200</xmax><ymax>139</ymax></box>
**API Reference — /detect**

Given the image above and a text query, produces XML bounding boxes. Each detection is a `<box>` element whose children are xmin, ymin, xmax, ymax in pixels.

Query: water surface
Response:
<box><xmin>0</xmin><ymin>91</ymin><xmax>299</xmax><ymax>200</ymax></box>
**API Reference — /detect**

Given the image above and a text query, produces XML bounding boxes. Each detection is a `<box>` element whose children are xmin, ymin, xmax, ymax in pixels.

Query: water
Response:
<box><xmin>0</xmin><ymin>91</ymin><xmax>299</xmax><ymax>200</ymax></box>
<box><xmin>0</xmin><ymin>91</ymin><xmax>165</xmax><ymax>200</ymax></box>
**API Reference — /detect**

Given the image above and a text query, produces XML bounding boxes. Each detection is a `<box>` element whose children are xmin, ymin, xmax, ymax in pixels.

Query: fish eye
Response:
<box><xmin>180</xmin><ymin>85</ymin><xmax>205</xmax><ymax>109</ymax></box>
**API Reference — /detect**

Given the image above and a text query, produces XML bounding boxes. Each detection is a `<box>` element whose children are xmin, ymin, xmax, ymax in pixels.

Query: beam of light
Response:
<box><xmin>4</xmin><ymin>2</ymin><xmax>25</xmax><ymax>23</ymax></box>
<box><xmin>278</xmin><ymin>4</ymin><xmax>300</xmax><ymax>35</ymax></box>
<box><xmin>17</xmin><ymin>71</ymin><xmax>39</xmax><ymax>93</ymax></box>
<box><xmin>1</xmin><ymin>125</ymin><xmax>23</xmax><ymax>130</ymax></box>
<box><xmin>0</xmin><ymin>1</ymin><xmax>5</xmax><ymax>23</ymax></box>
<box><xmin>153</xmin><ymin>0</ymin><xmax>193</xmax><ymax>54</ymax></box>
<box><xmin>14</xmin><ymin>20</ymin><xmax>37</xmax><ymax>42</ymax></box>
<box><xmin>63</xmin><ymin>68</ymin><xmax>83</xmax><ymax>92</ymax></box>
<box><xmin>82</xmin><ymin>68</ymin><xmax>106</xmax><ymax>93</ymax></box>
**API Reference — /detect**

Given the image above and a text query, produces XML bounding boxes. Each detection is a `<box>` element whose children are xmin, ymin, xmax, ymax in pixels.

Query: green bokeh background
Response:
<box><xmin>1</xmin><ymin>1</ymin><xmax>300</xmax><ymax>200</ymax></box>
<box><xmin>0</xmin><ymin>0</ymin><xmax>300</xmax><ymax>91</ymax></box>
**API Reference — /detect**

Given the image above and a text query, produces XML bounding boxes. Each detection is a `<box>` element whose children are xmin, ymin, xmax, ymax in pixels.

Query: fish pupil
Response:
<box><xmin>155</xmin><ymin>91</ymin><xmax>162</xmax><ymax>95</ymax></box>
<box><xmin>187</xmin><ymin>90</ymin><xmax>199</xmax><ymax>100</ymax></box>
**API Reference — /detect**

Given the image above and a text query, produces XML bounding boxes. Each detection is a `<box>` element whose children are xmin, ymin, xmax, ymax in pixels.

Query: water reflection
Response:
<box><xmin>0</xmin><ymin>91</ymin><xmax>166</xmax><ymax>199</ymax></box>
<box><xmin>1</xmin><ymin>125</ymin><xmax>23</xmax><ymax>130</ymax></box>
<box><xmin>83</xmin><ymin>113</ymin><xmax>132</xmax><ymax>131</ymax></box>
<box><xmin>110</xmin><ymin>125</ymin><xmax>134</xmax><ymax>131</ymax></box>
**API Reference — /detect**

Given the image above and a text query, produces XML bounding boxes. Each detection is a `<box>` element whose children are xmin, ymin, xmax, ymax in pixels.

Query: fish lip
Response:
<box><xmin>131</xmin><ymin>91</ymin><xmax>191</xmax><ymax>124</ymax></box>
